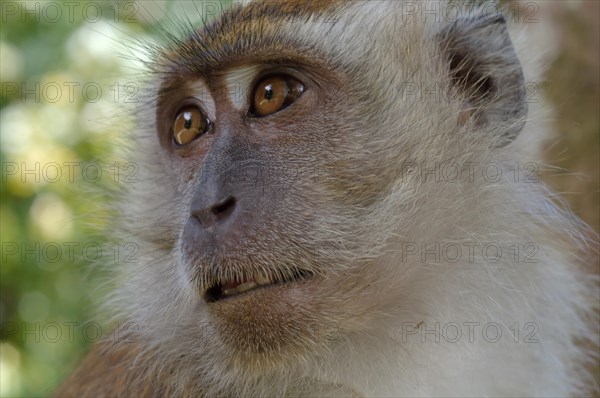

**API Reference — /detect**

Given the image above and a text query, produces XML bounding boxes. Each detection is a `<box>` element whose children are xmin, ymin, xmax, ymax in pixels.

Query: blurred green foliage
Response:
<box><xmin>542</xmin><ymin>1</ymin><xmax>600</xmax><ymax>234</ymax></box>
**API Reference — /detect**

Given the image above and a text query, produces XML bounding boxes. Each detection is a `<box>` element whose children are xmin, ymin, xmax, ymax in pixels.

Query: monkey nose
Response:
<box><xmin>191</xmin><ymin>195</ymin><xmax>237</xmax><ymax>228</ymax></box>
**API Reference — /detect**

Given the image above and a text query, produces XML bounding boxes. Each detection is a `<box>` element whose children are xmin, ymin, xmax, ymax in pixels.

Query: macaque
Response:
<box><xmin>56</xmin><ymin>0</ymin><xmax>597</xmax><ymax>396</ymax></box>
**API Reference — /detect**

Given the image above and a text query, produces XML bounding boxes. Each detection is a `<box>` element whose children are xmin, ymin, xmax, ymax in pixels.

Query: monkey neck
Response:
<box><xmin>55</xmin><ymin>339</ymin><xmax>367</xmax><ymax>397</ymax></box>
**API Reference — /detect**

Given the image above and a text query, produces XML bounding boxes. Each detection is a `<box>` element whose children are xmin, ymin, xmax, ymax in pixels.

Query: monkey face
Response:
<box><xmin>152</xmin><ymin>55</ymin><xmax>390</xmax><ymax>358</ymax></box>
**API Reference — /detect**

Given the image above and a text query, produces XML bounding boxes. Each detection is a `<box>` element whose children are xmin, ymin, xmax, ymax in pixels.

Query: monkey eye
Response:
<box><xmin>250</xmin><ymin>75</ymin><xmax>304</xmax><ymax>117</ymax></box>
<box><xmin>172</xmin><ymin>106</ymin><xmax>209</xmax><ymax>146</ymax></box>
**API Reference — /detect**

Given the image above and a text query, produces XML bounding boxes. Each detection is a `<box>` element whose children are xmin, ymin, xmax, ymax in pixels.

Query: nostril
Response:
<box><xmin>211</xmin><ymin>196</ymin><xmax>236</xmax><ymax>220</ymax></box>
<box><xmin>191</xmin><ymin>195</ymin><xmax>237</xmax><ymax>228</ymax></box>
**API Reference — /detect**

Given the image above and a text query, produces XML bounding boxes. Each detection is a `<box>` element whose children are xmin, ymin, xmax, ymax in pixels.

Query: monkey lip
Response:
<box><xmin>203</xmin><ymin>269</ymin><xmax>311</xmax><ymax>303</ymax></box>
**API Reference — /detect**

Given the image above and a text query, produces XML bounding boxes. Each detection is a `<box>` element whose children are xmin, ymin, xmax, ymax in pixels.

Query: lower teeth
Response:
<box><xmin>256</xmin><ymin>275</ymin><xmax>271</xmax><ymax>285</ymax></box>
<box><xmin>223</xmin><ymin>281</ymin><xmax>257</xmax><ymax>296</ymax></box>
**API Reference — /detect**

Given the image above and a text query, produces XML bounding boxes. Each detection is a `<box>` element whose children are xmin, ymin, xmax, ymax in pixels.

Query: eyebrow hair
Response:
<box><xmin>157</xmin><ymin>0</ymin><xmax>343</xmax><ymax>77</ymax></box>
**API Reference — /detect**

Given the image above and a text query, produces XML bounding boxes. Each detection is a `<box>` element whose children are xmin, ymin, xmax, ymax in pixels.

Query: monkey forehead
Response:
<box><xmin>157</xmin><ymin>0</ymin><xmax>403</xmax><ymax>78</ymax></box>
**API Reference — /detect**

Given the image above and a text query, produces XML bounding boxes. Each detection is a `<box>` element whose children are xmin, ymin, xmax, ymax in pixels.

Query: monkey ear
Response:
<box><xmin>438</xmin><ymin>13</ymin><xmax>527</xmax><ymax>146</ymax></box>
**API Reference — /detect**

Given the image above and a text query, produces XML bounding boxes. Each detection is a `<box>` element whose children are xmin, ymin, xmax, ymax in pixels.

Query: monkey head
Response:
<box><xmin>117</xmin><ymin>0</ymin><xmax>528</xmax><ymax>383</ymax></box>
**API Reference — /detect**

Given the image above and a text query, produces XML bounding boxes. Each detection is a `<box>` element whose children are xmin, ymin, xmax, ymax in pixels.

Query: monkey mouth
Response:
<box><xmin>203</xmin><ymin>269</ymin><xmax>311</xmax><ymax>303</ymax></box>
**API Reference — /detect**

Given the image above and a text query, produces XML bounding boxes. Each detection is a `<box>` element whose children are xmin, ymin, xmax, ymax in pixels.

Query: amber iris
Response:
<box><xmin>172</xmin><ymin>107</ymin><xmax>208</xmax><ymax>146</ymax></box>
<box><xmin>252</xmin><ymin>75</ymin><xmax>304</xmax><ymax>117</ymax></box>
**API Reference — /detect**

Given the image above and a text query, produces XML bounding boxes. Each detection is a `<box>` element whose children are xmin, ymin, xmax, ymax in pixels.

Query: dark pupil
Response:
<box><xmin>184</xmin><ymin>112</ymin><xmax>192</xmax><ymax>129</ymax></box>
<box><xmin>264</xmin><ymin>84</ymin><xmax>274</xmax><ymax>100</ymax></box>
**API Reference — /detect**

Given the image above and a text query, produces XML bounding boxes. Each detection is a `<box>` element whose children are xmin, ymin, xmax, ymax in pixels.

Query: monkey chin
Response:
<box><xmin>202</xmin><ymin>274</ymin><xmax>334</xmax><ymax>365</ymax></box>
<box><xmin>192</xmin><ymin>268</ymin><xmax>346</xmax><ymax>376</ymax></box>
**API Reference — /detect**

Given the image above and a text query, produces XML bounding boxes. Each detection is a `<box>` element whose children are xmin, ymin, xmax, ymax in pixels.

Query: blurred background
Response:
<box><xmin>0</xmin><ymin>1</ymin><xmax>598</xmax><ymax>396</ymax></box>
